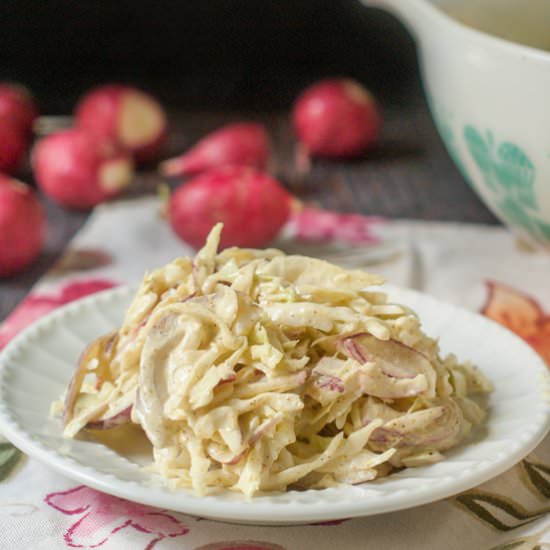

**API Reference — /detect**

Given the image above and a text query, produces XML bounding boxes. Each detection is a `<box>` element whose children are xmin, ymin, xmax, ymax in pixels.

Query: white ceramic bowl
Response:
<box><xmin>363</xmin><ymin>0</ymin><xmax>550</xmax><ymax>250</ymax></box>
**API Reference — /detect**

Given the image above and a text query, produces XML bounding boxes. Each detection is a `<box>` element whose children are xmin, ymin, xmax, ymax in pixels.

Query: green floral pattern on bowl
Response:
<box><xmin>429</xmin><ymin>108</ymin><xmax>549</xmax><ymax>247</ymax></box>
<box><xmin>464</xmin><ymin>127</ymin><xmax>535</xmax><ymax>205</ymax></box>
<box><xmin>462</xmin><ymin>126</ymin><xmax>550</xmax><ymax>244</ymax></box>
<box><xmin>425</xmin><ymin>89</ymin><xmax>549</xmax><ymax>247</ymax></box>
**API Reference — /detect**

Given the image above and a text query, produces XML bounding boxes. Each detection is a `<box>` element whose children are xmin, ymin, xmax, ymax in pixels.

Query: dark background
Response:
<box><xmin>0</xmin><ymin>0</ymin><xmax>499</xmax><ymax>318</ymax></box>
<box><xmin>0</xmin><ymin>0</ymin><xmax>417</xmax><ymax>111</ymax></box>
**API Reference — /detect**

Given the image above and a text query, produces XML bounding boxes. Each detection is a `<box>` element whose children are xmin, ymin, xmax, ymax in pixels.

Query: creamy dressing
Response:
<box><xmin>57</xmin><ymin>223</ymin><xmax>493</xmax><ymax>497</ymax></box>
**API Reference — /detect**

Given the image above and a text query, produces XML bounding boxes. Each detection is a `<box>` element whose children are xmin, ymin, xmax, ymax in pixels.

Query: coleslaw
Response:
<box><xmin>56</xmin><ymin>223</ymin><xmax>492</xmax><ymax>497</ymax></box>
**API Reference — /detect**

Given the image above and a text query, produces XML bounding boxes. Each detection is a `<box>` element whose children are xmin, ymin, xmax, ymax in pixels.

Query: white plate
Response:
<box><xmin>0</xmin><ymin>285</ymin><xmax>549</xmax><ymax>525</ymax></box>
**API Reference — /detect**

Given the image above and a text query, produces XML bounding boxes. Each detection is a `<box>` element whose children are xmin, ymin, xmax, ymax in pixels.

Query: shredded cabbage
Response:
<box><xmin>57</xmin><ymin>223</ymin><xmax>492</xmax><ymax>497</ymax></box>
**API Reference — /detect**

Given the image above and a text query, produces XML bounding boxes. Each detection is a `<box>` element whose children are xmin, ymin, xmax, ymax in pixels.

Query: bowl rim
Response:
<box><xmin>380</xmin><ymin>0</ymin><xmax>550</xmax><ymax>64</ymax></box>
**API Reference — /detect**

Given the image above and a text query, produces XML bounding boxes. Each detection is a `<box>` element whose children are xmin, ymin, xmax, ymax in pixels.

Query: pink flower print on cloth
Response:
<box><xmin>0</xmin><ymin>278</ymin><xmax>117</xmax><ymax>350</ymax></box>
<box><xmin>45</xmin><ymin>485</ymin><xmax>189</xmax><ymax>549</ymax></box>
<box><xmin>290</xmin><ymin>207</ymin><xmax>384</xmax><ymax>244</ymax></box>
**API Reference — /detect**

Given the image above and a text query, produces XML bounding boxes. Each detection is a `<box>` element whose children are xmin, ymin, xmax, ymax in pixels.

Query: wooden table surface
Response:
<box><xmin>0</xmin><ymin>83</ymin><xmax>499</xmax><ymax>321</ymax></box>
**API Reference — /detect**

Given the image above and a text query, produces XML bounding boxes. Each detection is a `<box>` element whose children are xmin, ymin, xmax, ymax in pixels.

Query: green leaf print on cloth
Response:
<box><xmin>0</xmin><ymin>440</ymin><xmax>22</xmax><ymax>481</ymax></box>
<box><xmin>522</xmin><ymin>460</ymin><xmax>550</xmax><ymax>500</ymax></box>
<box><xmin>456</xmin><ymin>491</ymin><xmax>548</xmax><ymax>532</ymax></box>
<box><xmin>455</xmin><ymin>455</ymin><xmax>550</xmax><ymax>549</ymax></box>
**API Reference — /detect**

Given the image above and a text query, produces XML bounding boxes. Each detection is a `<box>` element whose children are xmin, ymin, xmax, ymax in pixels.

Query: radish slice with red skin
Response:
<box><xmin>216</xmin><ymin>374</ymin><xmax>237</xmax><ymax>387</ymax></box>
<box><xmin>216</xmin><ymin>413</ymin><xmax>284</xmax><ymax>465</ymax></box>
<box><xmin>86</xmin><ymin>405</ymin><xmax>132</xmax><ymax>430</ymax></box>
<box><xmin>368</xmin><ymin>399</ymin><xmax>465</xmax><ymax>454</ymax></box>
<box><xmin>247</xmin><ymin>413</ymin><xmax>284</xmax><ymax>447</ymax></box>
<box><xmin>316</xmin><ymin>374</ymin><xmax>345</xmax><ymax>393</ymax></box>
<box><xmin>63</xmin><ymin>331</ymin><xmax>118</xmax><ymax>426</ymax></box>
<box><xmin>342</xmin><ymin>337</ymin><xmax>420</xmax><ymax>379</ymax></box>
<box><xmin>160</xmin><ymin>123</ymin><xmax>270</xmax><ymax>177</ymax></box>
<box><xmin>359</xmin><ymin>367</ymin><xmax>428</xmax><ymax>399</ymax></box>
<box><xmin>339</xmin><ymin>333</ymin><xmax>437</xmax><ymax>397</ymax></box>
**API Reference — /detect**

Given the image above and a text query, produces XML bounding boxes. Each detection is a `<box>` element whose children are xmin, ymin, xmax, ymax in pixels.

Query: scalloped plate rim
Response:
<box><xmin>0</xmin><ymin>284</ymin><xmax>549</xmax><ymax>525</ymax></box>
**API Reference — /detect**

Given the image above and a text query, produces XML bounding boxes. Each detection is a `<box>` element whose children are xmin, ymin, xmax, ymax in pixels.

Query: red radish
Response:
<box><xmin>292</xmin><ymin>78</ymin><xmax>381</xmax><ymax>159</ymax></box>
<box><xmin>0</xmin><ymin>175</ymin><xmax>45</xmax><ymax>277</ymax></box>
<box><xmin>0</xmin><ymin>83</ymin><xmax>38</xmax><ymax>135</ymax></box>
<box><xmin>75</xmin><ymin>84</ymin><xmax>167</xmax><ymax>163</ymax></box>
<box><xmin>160</xmin><ymin>122</ymin><xmax>270</xmax><ymax>177</ymax></box>
<box><xmin>0</xmin><ymin>119</ymin><xmax>27</xmax><ymax>174</ymax></box>
<box><xmin>33</xmin><ymin>128</ymin><xmax>133</xmax><ymax>210</ymax></box>
<box><xmin>169</xmin><ymin>166</ymin><xmax>291</xmax><ymax>249</ymax></box>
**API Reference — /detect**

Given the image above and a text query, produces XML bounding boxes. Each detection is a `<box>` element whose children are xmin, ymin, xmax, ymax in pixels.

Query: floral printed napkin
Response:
<box><xmin>1</xmin><ymin>196</ymin><xmax>549</xmax><ymax>550</ymax></box>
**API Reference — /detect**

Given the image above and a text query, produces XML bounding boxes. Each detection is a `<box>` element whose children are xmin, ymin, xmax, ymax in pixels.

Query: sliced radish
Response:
<box><xmin>63</xmin><ymin>331</ymin><xmax>118</xmax><ymax>426</ymax></box>
<box><xmin>341</xmin><ymin>333</ymin><xmax>435</xmax><ymax>380</ymax></box>
<box><xmin>86</xmin><ymin>405</ymin><xmax>132</xmax><ymax>430</ymax></box>
<box><xmin>316</xmin><ymin>374</ymin><xmax>345</xmax><ymax>393</ymax></box>
<box><xmin>160</xmin><ymin>122</ymin><xmax>270</xmax><ymax>177</ymax></box>
<box><xmin>247</xmin><ymin>412</ymin><xmax>284</xmax><ymax>446</ymax></box>
<box><xmin>339</xmin><ymin>333</ymin><xmax>437</xmax><ymax>398</ymax></box>
<box><xmin>358</xmin><ymin>367</ymin><xmax>428</xmax><ymax>399</ymax></box>
<box><xmin>75</xmin><ymin>84</ymin><xmax>167</xmax><ymax>163</ymax></box>
<box><xmin>369</xmin><ymin>399</ymin><xmax>464</xmax><ymax>453</ymax></box>
<box><xmin>33</xmin><ymin>128</ymin><xmax>133</xmax><ymax>210</ymax></box>
<box><xmin>0</xmin><ymin>175</ymin><xmax>45</xmax><ymax>277</ymax></box>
